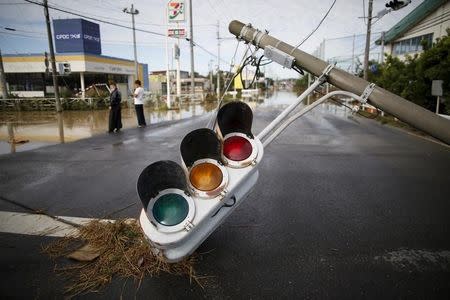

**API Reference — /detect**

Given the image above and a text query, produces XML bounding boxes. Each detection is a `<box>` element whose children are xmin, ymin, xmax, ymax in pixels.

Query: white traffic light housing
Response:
<box><xmin>137</xmin><ymin>101</ymin><xmax>264</xmax><ymax>262</ymax></box>
<box><xmin>58</xmin><ymin>62</ymin><xmax>71</xmax><ymax>75</ymax></box>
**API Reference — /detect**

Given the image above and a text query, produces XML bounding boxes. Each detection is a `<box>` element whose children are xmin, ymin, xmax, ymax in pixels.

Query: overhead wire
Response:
<box><xmin>206</xmin><ymin>42</ymin><xmax>253</xmax><ymax>129</ymax></box>
<box><xmin>22</xmin><ymin>0</ymin><xmax>226</xmax><ymax>63</ymax></box>
<box><xmin>290</xmin><ymin>0</ymin><xmax>337</xmax><ymax>54</ymax></box>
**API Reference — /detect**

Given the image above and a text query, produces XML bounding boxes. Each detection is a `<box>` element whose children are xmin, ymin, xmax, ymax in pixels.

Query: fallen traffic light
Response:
<box><xmin>137</xmin><ymin>101</ymin><xmax>264</xmax><ymax>262</ymax></box>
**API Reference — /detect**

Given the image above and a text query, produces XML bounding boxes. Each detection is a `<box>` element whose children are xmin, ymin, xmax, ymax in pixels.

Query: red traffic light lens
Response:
<box><xmin>223</xmin><ymin>136</ymin><xmax>252</xmax><ymax>161</ymax></box>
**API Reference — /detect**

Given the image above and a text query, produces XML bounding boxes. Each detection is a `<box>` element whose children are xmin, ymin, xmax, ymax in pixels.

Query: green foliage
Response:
<box><xmin>369</xmin><ymin>29</ymin><xmax>450</xmax><ymax>114</ymax></box>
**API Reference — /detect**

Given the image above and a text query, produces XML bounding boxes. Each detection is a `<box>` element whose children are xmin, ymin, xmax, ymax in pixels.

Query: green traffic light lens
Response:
<box><xmin>152</xmin><ymin>193</ymin><xmax>189</xmax><ymax>226</ymax></box>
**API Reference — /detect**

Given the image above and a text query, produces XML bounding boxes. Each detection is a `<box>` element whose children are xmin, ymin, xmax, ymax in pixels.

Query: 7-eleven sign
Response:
<box><xmin>168</xmin><ymin>1</ymin><xmax>185</xmax><ymax>22</ymax></box>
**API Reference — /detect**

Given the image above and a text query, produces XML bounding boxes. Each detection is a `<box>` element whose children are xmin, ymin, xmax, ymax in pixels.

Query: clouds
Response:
<box><xmin>0</xmin><ymin>0</ymin><xmax>422</xmax><ymax>78</ymax></box>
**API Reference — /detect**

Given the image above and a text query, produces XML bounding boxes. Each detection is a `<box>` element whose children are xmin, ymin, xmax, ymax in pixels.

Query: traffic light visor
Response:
<box><xmin>180</xmin><ymin>128</ymin><xmax>222</xmax><ymax>168</ymax></box>
<box><xmin>137</xmin><ymin>160</ymin><xmax>188</xmax><ymax>209</ymax></box>
<box><xmin>217</xmin><ymin>101</ymin><xmax>253</xmax><ymax>138</ymax></box>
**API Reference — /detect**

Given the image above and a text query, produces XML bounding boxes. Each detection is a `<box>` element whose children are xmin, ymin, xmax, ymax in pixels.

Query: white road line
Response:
<box><xmin>0</xmin><ymin>211</ymin><xmax>113</xmax><ymax>238</ymax></box>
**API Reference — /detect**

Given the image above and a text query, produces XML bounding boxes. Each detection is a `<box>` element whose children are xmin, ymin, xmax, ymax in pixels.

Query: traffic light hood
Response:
<box><xmin>217</xmin><ymin>101</ymin><xmax>254</xmax><ymax>138</ymax></box>
<box><xmin>180</xmin><ymin>128</ymin><xmax>222</xmax><ymax>168</ymax></box>
<box><xmin>137</xmin><ymin>160</ymin><xmax>188</xmax><ymax>209</ymax></box>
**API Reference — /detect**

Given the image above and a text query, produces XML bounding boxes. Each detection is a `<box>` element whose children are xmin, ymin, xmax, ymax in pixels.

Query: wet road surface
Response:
<box><xmin>0</xmin><ymin>92</ymin><xmax>449</xmax><ymax>299</ymax></box>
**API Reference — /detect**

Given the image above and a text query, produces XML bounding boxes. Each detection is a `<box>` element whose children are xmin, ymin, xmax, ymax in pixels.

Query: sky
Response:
<box><xmin>0</xmin><ymin>0</ymin><xmax>424</xmax><ymax>79</ymax></box>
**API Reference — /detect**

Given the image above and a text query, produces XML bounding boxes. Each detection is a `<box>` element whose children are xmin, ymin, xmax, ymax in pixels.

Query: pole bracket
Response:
<box><xmin>360</xmin><ymin>83</ymin><xmax>376</xmax><ymax>103</ymax></box>
<box><xmin>238</xmin><ymin>23</ymin><xmax>253</xmax><ymax>43</ymax></box>
<box><xmin>318</xmin><ymin>64</ymin><xmax>335</xmax><ymax>84</ymax></box>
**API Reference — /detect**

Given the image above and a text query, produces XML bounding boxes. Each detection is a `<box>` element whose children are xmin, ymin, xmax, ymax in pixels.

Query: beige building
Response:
<box><xmin>377</xmin><ymin>0</ymin><xmax>450</xmax><ymax>60</ymax></box>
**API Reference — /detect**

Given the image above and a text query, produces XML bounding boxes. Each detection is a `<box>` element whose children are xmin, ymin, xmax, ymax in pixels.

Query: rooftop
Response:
<box><xmin>375</xmin><ymin>0</ymin><xmax>447</xmax><ymax>45</ymax></box>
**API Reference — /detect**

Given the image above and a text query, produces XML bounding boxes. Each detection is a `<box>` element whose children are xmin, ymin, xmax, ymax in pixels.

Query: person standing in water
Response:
<box><xmin>108</xmin><ymin>81</ymin><xmax>122</xmax><ymax>133</ymax></box>
<box><xmin>133</xmin><ymin>80</ymin><xmax>146</xmax><ymax>128</ymax></box>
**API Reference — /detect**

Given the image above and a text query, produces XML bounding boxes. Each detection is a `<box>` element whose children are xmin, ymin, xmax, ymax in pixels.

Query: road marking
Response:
<box><xmin>0</xmin><ymin>211</ymin><xmax>113</xmax><ymax>238</ymax></box>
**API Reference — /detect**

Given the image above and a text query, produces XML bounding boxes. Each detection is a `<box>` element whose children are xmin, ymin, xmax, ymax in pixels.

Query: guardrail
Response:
<box><xmin>0</xmin><ymin>97</ymin><xmax>111</xmax><ymax>111</ymax></box>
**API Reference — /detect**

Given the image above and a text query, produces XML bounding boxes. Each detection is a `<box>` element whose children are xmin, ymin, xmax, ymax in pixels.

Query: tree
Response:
<box><xmin>368</xmin><ymin>29</ymin><xmax>449</xmax><ymax>114</ymax></box>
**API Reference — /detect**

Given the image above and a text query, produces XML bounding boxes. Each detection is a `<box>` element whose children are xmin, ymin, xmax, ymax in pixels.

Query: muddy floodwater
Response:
<box><xmin>0</xmin><ymin>92</ymin><xmax>346</xmax><ymax>155</ymax></box>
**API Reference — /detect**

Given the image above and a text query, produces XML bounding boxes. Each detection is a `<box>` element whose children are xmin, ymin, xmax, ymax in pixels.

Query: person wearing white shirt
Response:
<box><xmin>133</xmin><ymin>80</ymin><xmax>146</xmax><ymax>127</ymax></box>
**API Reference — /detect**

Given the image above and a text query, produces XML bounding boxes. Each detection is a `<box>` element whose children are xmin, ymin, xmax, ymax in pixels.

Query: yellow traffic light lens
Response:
<box><xmin>189</xmin><ymin>162</ymin><xmax>223</xmax><ymax>191</ymax></box>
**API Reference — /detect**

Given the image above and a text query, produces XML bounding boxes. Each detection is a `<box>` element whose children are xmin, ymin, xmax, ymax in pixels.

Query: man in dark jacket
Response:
<box><xmin>108</xmin><ymin>82</ymin><xmax>122</xmax><ymax>133</ymax></box>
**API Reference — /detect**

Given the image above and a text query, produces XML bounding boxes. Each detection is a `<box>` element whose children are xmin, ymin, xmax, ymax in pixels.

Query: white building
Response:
<box><xmin>377</xmin><ymin>0</ymin><xmax>450</xmax><ymax>60</ymax></box>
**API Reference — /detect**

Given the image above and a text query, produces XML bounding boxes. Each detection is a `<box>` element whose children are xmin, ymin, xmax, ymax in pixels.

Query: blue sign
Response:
<box><xmin>53</xmin><ymin>19</ymin><xmax>101</xmax><ymax>54</ymax></box>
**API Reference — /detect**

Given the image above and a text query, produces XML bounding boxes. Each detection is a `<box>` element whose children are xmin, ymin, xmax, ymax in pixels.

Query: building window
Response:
<box><xmin>393</xmin><ymin>33</ymin><xmax>433</xmax><ymax>55</ymax></box>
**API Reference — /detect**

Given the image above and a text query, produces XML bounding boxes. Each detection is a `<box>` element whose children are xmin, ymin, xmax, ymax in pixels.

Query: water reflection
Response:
<box><xmin>0</xmin><ymin>102</ymin><xmax>217</xmax><ymax>155</ymax></box>
<box><xmin>0</xmin><ymin>91</ymin><xmax>349</xmax><ymax>155</ymax></box>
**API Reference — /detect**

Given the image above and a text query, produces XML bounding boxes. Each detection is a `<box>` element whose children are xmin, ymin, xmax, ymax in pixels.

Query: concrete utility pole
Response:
<box><xmin>351</xmin><ymin>34</ymin><xmax>355</xmax><ymax>74</ymax></box>
<box><xmin>175</xmin><ymin>43</ymin><xmax>181</xmax><ymax>98</ymax></box>
<box><xmin>43</xmin><ymin>0</ymin><xmax>62</xmax><ymax>112</ymax></box>
<box><xmin>380</xmin><ymin>31</ymin><xmax>385</xmax><ymax>64</ymax></box>
<box><xmin>0</xmin><ymin>49</ymin><xmax>8</xmax><ymax>99</ymax></box>
<box><xmin>363</xmin><ymin>0</ymin><xmax>373</xmax><ymax>80</ymax></box>
<box><xmin>209</xmin><ymin>59</ymin><xmax>214</xmax><ymax>92</ymax></box>
<box><xmin>229</xmin><ymin>20</ymin><xmax>450</xmax><ymax>145</ymax></box>
<box><xmin>123</xmin><ymin>4</ymin><xmax>139</xmax><ymax>80</ymax></box>
<box><xmin>188</xmin><ymin>0</ymin><xmax>195</xmax><ymax>96</ymax></box>
<box><xmin>216</xmin><ymin>21</ymin><xmax>221</xmax><ymax>98</ymax></box>
<box><xmin>165</xmin><ymin>3</ymin><xmax>171</xmax><ymax>108</ymax></box>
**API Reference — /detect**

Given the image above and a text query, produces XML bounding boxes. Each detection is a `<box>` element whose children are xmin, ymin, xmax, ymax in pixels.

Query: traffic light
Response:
<box><xmin>44</xmin><ymin>52</ymin><xmax>49</xmax><ymax>76</ymax></box>
<box><xmin>217</xmin><ymin>101</ymin><xmax>259</xmax><ymax>168</ymax></box>
<box><xmin>58</xmin><ymin>62</ymin><xmax>71</xmax><ymax>75</ymax></box>
<box><xmin>137</xmin><ymin>101</ymin><xmax>264</xmax><ymax>262</ymax></box>
<box><xmin>385</xmin><ymin>0</ymin><xmax>410</xmax><ymax>10</ymax></box>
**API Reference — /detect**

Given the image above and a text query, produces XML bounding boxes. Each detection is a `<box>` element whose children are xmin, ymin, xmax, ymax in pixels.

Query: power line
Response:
<box><xmin>0</xmin><ymin>31</ymin><xmax>45</xmax><ymax>39</ymax></box>
<box><xmin>290</xmin><ymin>0</ymin><xmax>337</xmax><ymax>53</ymax></box>
<box><xmin>22</xmin><ymin>0</ymin><xmax>223</xmax><ymax>62</ymax></box>
<box><xmin>48</xmin><ymin>0</ymin><xmax>216</xmax><ymax>28</ymax></box>
<box><xmin>24</xmin><ymin>0</ymin><xmax>166</xmax><ymax>37</ymax></box>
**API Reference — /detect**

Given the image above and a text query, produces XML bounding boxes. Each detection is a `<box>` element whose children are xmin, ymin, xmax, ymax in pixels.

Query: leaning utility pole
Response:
<box><xmin>229</xmin><ymin>20</ymin><xmax>450</xmax><ymax>145</ymax></box>
<box><xmin>43</xmin><ymin>0</ymin><xmax>62</xmax><ymax>112</ymax></box>
<box><xmin>188</xmin><ymin>0</ymin><xmax>195</xmax><ymax>96</ymax></box>
<box><xmin>216</xmin><ymin>21</ymin><xmax>221</xmax><ymax>97</ymax></box>
<box><xmin>363</xmin><ymin>0</ymin><xmax>373</xmax><ymax>80</ymax></box>
<box><xmin>123</xmin><ymin>4</ymin><xmax>139</xmax><ymax>80</ymax></box>
<box><xmin>0</xmin><ymin>49</ymin><xmax>8</xmax><ymax>99</ymax></box>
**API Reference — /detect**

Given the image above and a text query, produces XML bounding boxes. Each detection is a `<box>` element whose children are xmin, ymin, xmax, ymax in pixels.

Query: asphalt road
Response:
<box><xmin>1</xmin><ymin>94</ymin><xmax>450</xmax><ymax>299</ymax></box>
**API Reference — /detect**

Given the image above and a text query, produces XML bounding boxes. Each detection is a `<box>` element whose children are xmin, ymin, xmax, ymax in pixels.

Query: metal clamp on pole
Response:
<box><xmin>238</xmin><ymin>23</ymin><xmax>252</xmax><ymax>42</ymax></box>
<box><xmin>360</xmin><ymin>83</ymin><xmax>376</xmax><ymax>104</ymax></box>
<box><xmin>318</xmin><ymin>64</ymin><xmax>335</xmax><ymax>84</ymax></box>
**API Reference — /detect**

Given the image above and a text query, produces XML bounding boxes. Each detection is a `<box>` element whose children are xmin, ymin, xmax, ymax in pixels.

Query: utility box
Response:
<box><xmin>432</xmin><ymin>80</ymin><xmax>443</xmax><ymax>97</ymax></box>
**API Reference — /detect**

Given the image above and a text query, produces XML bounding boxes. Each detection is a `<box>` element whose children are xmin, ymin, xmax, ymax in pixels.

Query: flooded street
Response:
<box><xmin>0</xmin><ymin>92</ymin><xmax>347</xmax><ymax>155</ymax></box>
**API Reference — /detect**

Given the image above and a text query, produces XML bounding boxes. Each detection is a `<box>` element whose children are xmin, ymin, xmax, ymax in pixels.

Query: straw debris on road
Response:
<box><xmin>42</xmin><ymin>219</ymin><xmax>205</xmax><ymax>297</ymax></box>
